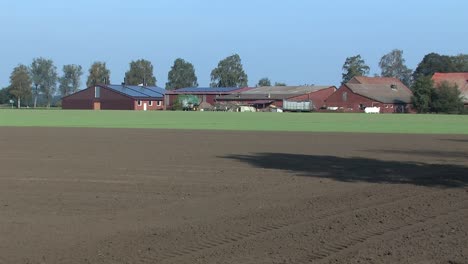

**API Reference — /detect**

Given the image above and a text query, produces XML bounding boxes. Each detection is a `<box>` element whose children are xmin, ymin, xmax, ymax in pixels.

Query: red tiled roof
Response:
<box><xmin>432</xmin><ymin>73</ymin><xmax>468</xmax><ymax>103</ymax></box>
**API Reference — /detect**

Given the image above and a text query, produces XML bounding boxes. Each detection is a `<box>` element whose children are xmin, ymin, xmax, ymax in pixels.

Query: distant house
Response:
<box><xmin>325</xmin><ymin>77</ymin><xmax>413</xmax><ymax>113</ymax></box>
<box><xmin>164</xmin><ymin>87</ymin><xmax>251</xmax><ymax>110</ymax></box>
<box><xmin>216</xmin><ymin>85</ymin><xmax>337</xmax><ymax>110</ymax></box>
<box><xmin>62</xmin><ymin>84</ymin><xmax>165</xmax><ymax>110</ymax></box>
<box><xmin>432</xmin><ymin>72</ymin><xmax>468</xmax><ymax>107</ymax></box>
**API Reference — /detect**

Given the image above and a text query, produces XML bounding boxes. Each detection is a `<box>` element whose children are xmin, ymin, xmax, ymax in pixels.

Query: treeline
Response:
<box><xmin>0</xmin><ymin>54</ymin><xmax>248</xmax><ymax>108</ymax></box>
<box><xmin>1</xmin><ymin>51</ymin><xmax>467</xmax><ymax>112</ymax></box>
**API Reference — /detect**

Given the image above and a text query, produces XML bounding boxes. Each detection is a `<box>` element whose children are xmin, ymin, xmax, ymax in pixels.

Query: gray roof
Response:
<box><xmin>218</xmin><ymin>85</ymin><xmax>333</xmax><ymax>100</ymax></box>
<box><xmin>346</xmin><ymin>83</ymin><xmax>413</xmax><ymax>104</ymax></box>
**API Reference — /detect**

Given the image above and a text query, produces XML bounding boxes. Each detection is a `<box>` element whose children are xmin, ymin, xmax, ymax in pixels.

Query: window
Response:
<box><xmin>149</xmin><ymin>101</ymin><xmax>153</xmax><ymax>106</ymax></box>
<box><xmin>137</xmin><ymin>100</ymin><xmax>142</xmax><ymax>106</ymax></box>
<box><xmin>342</xmin><ymin>92</ymin><xmax>348</xmax><ymax>102</ymax></box>
<box><xmin>157</xmin><ymin>101</ymin><xmax>162</xmax><ymax>106</ymax></box>
<box><xmin>95</xmin><ymin>86</ymin><xmax>100</xmax><ymax>98</ymax></box>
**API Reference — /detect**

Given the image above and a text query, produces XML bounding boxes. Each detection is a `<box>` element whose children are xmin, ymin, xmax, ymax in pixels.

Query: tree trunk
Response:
<box><xmin>17</xmin><ymin>98</ymin><xmax>21</xmax><ymax>109</ymax></box>
<box><xmin>34</xmin><ymin>85</ymin><xmax>38</xmax><ymax>108</ymax></box>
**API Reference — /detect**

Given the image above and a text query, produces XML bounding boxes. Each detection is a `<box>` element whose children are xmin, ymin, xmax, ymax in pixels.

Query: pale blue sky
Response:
<box><xmin>1</xmin><ymin>0</ymin><xmax>467</xmax><ymax>89</ymax></box>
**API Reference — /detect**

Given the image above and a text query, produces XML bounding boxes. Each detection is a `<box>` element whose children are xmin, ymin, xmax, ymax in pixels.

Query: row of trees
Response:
<box><xmin>2</xmin><ymin>51</ymin><xmax>467</xmax><ymax>111</ymax></box>
<box><xmin>1</xmin><ymin>54</ymin><xmax>250</xmax><ymax>107</ymax></box>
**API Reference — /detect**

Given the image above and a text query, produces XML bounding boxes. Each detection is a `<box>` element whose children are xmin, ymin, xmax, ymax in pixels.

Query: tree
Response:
<box><xmin>0</xmin><ymin>87</ymin><xmax>13</xmax><ymax>104</ymax></box>
<box><xmin>59</xmin><ymin>64</ymin><xmax>83</xmax><ymax>96</ymax></box>
<box><xmin>125</xmin><ymin>59</ymin><xmax>156</xmax><ymax>86</ymax></box>
<box><xmin>210</xmin><ymin>54</ymin><xmax>248</xmax><ymax>87</ymax></box>
<box><xmin>9</xmin><ymin>64</ymin><xmax>32</xmax><ymax>108</ymax></box>
<box><xmin>166</xmin><ymin>58</ymin><xmax>198</xmax><ymax>90</ymax></box>
<box><xmin>413</xmin><ymin>53</ymin><xmax>456</xmax><ymax>79</ymax></box>
<box><xmin>379</xmin><ymin>49</ymin><xmax>413</xmax><ymax>87</ymax></box>
<box><xmin>432</xmin><ymin>81</ymin><xmax>464</xmax><ymax>114</ymax></box>
<box><xmin>451</xmin><ymin>54</ymin><xmax>468</xmax><ymax>72</ymax></box>
<box><xmin>257</xmin><ymin>78</ymin><xmax>271</xmax><ymax>87</ymax></box>
<box><xmin>342</xmin><ymin>55</ymin><xmax>370</xmax><ymax>84</ymax></box>
<box><xmin>274</xmin><ymin>82</ymin><xmax>287</xmax><ymax>86</ymax></box>
<box><xmin>86</xmin><ymin>62</ymin><xmax>111</xmax><ymax>87</ymax></box>
<box><xmin>411</xmin><ymin>76</ymin><xmax>435</xmax><ymax>113</ymax></box>
<box><xmin>30</xmin><ymin>57</ymin><xmax>57</xmax><ymax>108</ymax></box>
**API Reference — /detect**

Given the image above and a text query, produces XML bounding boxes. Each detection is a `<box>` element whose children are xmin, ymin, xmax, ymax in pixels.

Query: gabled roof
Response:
<box><xmin>432</xmin><ymin>72</ymin><xmax>468</xmax><ymax>103</ymax></box>
<box><xmin>218</xmin><ymin>85</ymin><xmax>335</xmax><ymax>101</ymax></box>
<box><xmin>345</xmin><ymin>83</ymin><xmax>413</xmax><ymax>104</ymax></box>
<box><xmin>349</xmin><ymin>76</ymin><xmax>407</xmax><ymax>87</ymax></box>
<box><xmin>167</xmin><ymin>87</ymin><xmax>249</xmax><ymax>94</ymax></box>
<box><xmin>106</xmin><ymin>85</ymin><xmax>165</xmax><ymax>98</ymax></box>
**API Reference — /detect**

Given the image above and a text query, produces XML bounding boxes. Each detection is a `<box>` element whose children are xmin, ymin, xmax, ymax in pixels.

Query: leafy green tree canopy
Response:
<box><xmin>210</xmin><ymin>54</ymin><xmax>248</xmax><ymax>87</ymax></box>
<box><xmin>451</xmin><ymin>54</ymin><xmax>468</xmax><ymax>72</ymax></box>
<box><xmin>87</xmin><ymin>62</ymin><xmax>111</xmax><ymax>87</ymax></box>
<box><xmin>413</xmin><ymin>53</ymin><xmax>456</xmax><ymax>79</ymax></box>
<box><xmin>59</xmin><ymin>64</ymin><xmax>83</xmax><ymax>96</ymax></box>
<box><xmin>30</xmin><ymin>57</ymin><xmax>57</xmax><ymax>108</ymax></box>
<box><xmin>379</xmin><ymin>49</ymin><xmax>413</xmax><ymax>87</ymax></box>
<box><xmin>166</xmin><ymin>58</ymin><xmax>198</xmax><ymax>90</ymax></box>
<box><xmin>257</xmin><ymin>78</ymin><xmax>271</xmax><ymax>87</ymax></box>
<box><xmin>432</xmin><ymin>81</ymin><xmax>464</xmax><ymax>114</ymax></box>
<box><xmin>411</xmin><ymin>76</ymin><xmax>435</xmax><ymax>113</ymax></box>
<box><xmin>274</xmin><ymin>82</ymin><xmax>287</xmax><ymax>86</ymax></box>
<box><xmin>9</xmin><ymin>64</ymin><xmax>32</xmax><ymax>108</ymax></box>
<box><xmin>125</xmin><ymin>59</ymin><xmax>156</xmax><ymax>86</ymax></box>
<box><xmin>342</xmin><ymin>55</ymin><xmax>370</xmax><ymax>84</ymax></box>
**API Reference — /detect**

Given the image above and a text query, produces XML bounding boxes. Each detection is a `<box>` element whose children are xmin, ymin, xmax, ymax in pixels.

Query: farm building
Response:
<box><xmin>216</xmin><ymin>85</ymin><xmax>337</xmax><ymax>111</ymax></box>
<box><xmin>62</xmin><ymin>84</ymin><xmax>165</xmax><ymax>110</ymax></box>
<box><xmin>164</xmin><ymin>87</ymin><xmax>251</xmax><ymax>110</ymax></box>
<box><xmin>325</xmin><ymin>77</ymin><xmax>414</xmax><ymax>113</ymax></box>
<box><xmin>432</xmin><ymin>72</ymin><xmax>468</xmax><ymax>108</ymax></box>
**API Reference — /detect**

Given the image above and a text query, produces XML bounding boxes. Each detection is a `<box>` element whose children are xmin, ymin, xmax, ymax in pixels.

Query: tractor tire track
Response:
<box><xmin>133</xmin><ymin>189</ymin><xmax>446</xmax><ymax>264</ymax></box>
<box><xmin>304</xmin><ymin>204</ymin><xmax>468</xmax><ymax>263</ymax></box>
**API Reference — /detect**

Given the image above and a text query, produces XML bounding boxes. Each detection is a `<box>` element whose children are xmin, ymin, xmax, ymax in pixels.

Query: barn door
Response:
<box><xmin>143</xmin><ymin>103</ymin><xmax>147</xmax><ymax>111</ymax></box>
<box><xmin>93</xmin><ymin>101</ymin><xmax>101</xmax><ymax>110</ymax></box>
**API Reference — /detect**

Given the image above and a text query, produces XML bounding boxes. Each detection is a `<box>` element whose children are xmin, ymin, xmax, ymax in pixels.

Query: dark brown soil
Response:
<box><xmin>0</xmin><ymin>128</ymin><xmax>467</xmax><ymax>264</ymax></box>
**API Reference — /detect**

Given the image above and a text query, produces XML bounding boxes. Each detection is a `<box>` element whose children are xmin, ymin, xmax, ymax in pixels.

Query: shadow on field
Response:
<box><xmin>363</xmin><ymin>149</ymin><xmax>468</xmax><ymax>159</ymax></box>
<box><xmin>439</xmin><ymin>138</ymin><xmax>468</xmax><ymax>143</ymax></box>
<box><xmin>222</xmin><ymin>153</ymin><xmax>468</xmax><ymax>188</ymax></box>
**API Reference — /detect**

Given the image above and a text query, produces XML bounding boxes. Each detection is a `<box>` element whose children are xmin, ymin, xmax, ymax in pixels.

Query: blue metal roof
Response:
<box><xmin>173</xmin><ymin>87</ymin><xmax>241</xmax><ymax>93</ymax></box>
<box><xmin>106</xmin><ymin>85</ymin><xmax>166</xmax><ymax>98</ymax></box>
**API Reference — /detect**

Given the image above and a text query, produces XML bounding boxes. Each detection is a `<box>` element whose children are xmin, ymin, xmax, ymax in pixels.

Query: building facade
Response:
<box><xmin>62</xmin><ymin>84</ymin><xmax>165</xmax><ymax>110</ymax></box>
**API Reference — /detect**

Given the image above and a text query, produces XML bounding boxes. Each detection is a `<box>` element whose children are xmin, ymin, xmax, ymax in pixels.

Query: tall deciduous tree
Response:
<box><xmin>86</xmin><ymin>62</ymin><xmax>111</xmax><ymax>87</ymax></box>
<box><xmin>342</xmin><ymin>55</ymin><xmax>370</xmax><ymax>84</ymax></box>
<box><xmin>59</xmin><ymin>64</ymin><xmax>83</xmax><ymax>96</ymax></box>
<box><xmin>166</xmin><ymin>58</ymin><xmax>198</xmax><ymax>90</ymax></box>
<box><xmin>9</xmin><ymin>64</ymin><xmax>32</xmax><ymax>108</ymax></box>
<box><xmin>411</xmin><ymin>76</ymin><xmax>435</xmax><ymax>113</ymax></box>
<box><xmin>125</xmin><ymin>59</ymin><xmax>156</xmax><ymax>86</ymax></box>
<box><xmin>30</xmin><ymin>57</ymin><xmax>57</xmax><ymax>108</ymax></box>
<box><xmin>210</xmin><ymin>54</ymin><xmax>248</xmax><ymax>87</ymax></box>
<box><xmin>413</xmin><ymin>53</ymin><xmax>456</xmax><ymax>79</ymax></box>
<box><xmin>257</xmin><ymin>78</ymin><xmax>271</xmax><ymax>87</ymax></box>
<box><xmin>379</xmin><ymin>49</ymin><xmax>413</xmax><ymax>87</ymax></box>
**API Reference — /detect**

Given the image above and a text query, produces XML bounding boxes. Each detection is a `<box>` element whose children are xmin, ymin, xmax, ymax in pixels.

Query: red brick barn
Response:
<box><xmin>164</xmin><ymin>87</ymin><xmax>251</xmax><ymax>110</ymax></box>
<box><xmin>216</xmin><ymin>85</ymin><xmax>337</xmax><ymax>110</ymax></box>
<box><xmin>432</xmin><ymin>72</ymin><xmax>468</xmax><ymax>108</ymax></box>
<box><xmin>62</xmin><ymin>84</ymin><xmax>165</xmax><ymax>110</ymax></box>
<box><xmin>325</xmin><ymin>77</ymin><xmax>413</xmax><ymax>113</ymax></box>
